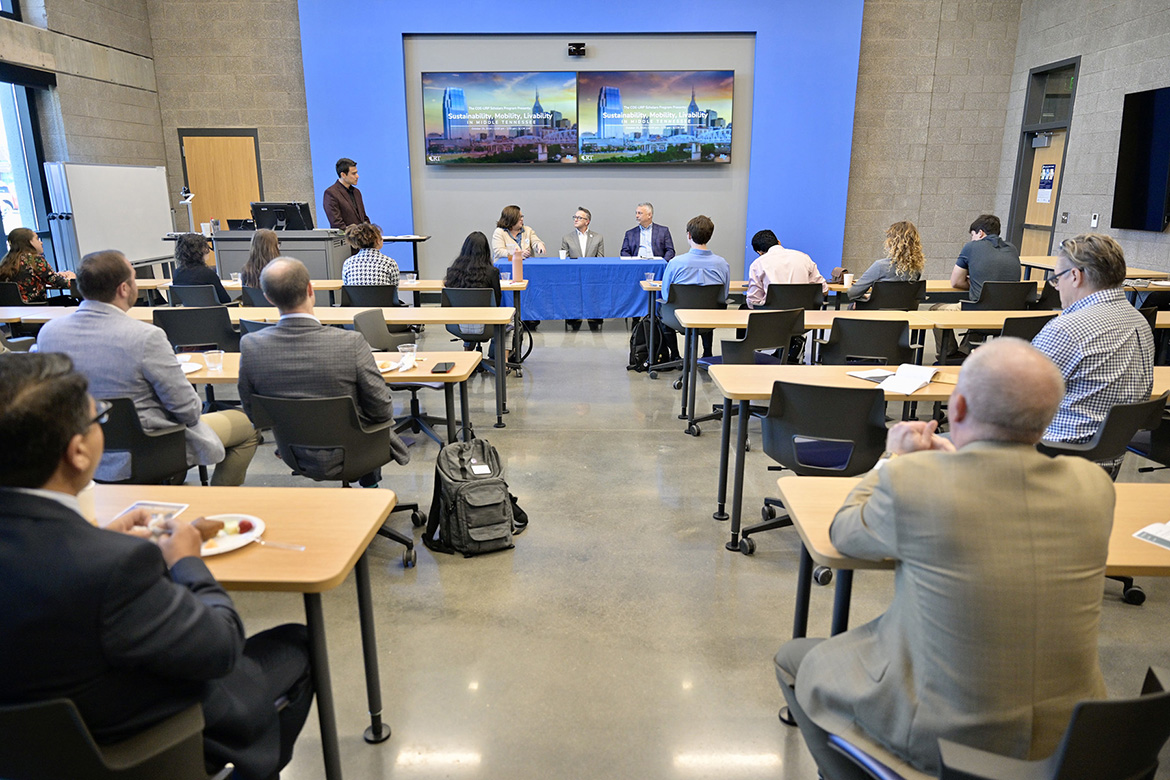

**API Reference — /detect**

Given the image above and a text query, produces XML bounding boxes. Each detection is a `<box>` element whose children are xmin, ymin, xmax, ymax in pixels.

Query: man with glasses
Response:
<box><xmin>37</xmin><ymin>250</ymin><xmax>258</xmax><ymax>485</ymax></box>
<box><xmin>0</xmin><ymin>353</ymin><xmax>313</xmax><ymax>780</ymax></box>
<box><xmin>1032</xmin><ymin>233</ymin><xmax>1154</xmax><ymax>475</ymax></box>
<box><xmin>559</xmin><ymin>206</ymin><xmax>606</xmax><ymax>332</ymax></box>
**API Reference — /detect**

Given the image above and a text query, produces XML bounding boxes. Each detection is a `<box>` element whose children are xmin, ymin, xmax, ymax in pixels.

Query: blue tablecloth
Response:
<box><xmin>494</xmin><ymin>257</ymin><xmax>666</xmax><ymax>320</ymax></box>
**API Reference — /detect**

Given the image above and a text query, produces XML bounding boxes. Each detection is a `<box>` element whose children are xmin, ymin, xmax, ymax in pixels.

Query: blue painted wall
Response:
<box><xmin>297</xmin><ymin>1</ymin><xmax>864</xmax><ymax>276</ymax></box>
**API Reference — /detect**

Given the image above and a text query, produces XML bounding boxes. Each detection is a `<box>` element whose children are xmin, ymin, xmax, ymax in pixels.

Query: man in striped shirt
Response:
<box><xmin>1031</xmin><ymin>233</ymin><xmax>1154</xmax><ymax>475</ymax></box>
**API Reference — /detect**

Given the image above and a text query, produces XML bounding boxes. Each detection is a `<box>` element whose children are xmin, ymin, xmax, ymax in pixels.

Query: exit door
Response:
<box><xmin>1019</xmin><ymin>129</ymin><xmax>1066</xmax><ymax>256</ymax></box>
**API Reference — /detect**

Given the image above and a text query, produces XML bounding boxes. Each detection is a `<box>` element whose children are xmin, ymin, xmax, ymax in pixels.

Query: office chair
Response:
<box><xmin>441</xmin><ymin>287</ymin><xmax>503</xmax><ymax>374</ymax></box>
<box><xmin>239</xmin><ymin>319</ymin><xmax>274</xmax><ymax>335</ymax></box>
<box><xmin>249</xmin><ymin>394</ymin><xmax>421</xmax><ymax>567</ymax></box>
<box><xmin>961</xmin><ymin>280</ymin><xmax>1037</xmax><ymax>311</ymax></box>
<box><xmin>0</xmin><ymin>700</ymin><xmax>232</xmax><ymax>780</ymax></box>
<box><xmin>0</xmin><ymin>281</ymin><xmax>27</xmax><ymax>305</ymax></box>
<box><xmin>353</xmin><ymin>309</ymin><xmax>445</xmax><ymax>446</ymax></box>
<box><xmin>341</xmin><ymin>284</ymin><xmax>405</xmax><ymax>308</ymax></box>
<box><xmin>738</xmin><ymin>380</ymin><xmax>887</xmax><ymax>556</ymax></box>
<box><xmin>96</xmin><ymin>398</ymin><xmax>208</xmax><ymax>486</ymax></box>
<box><xmin>999</xmin><ymin>313</ymin><xmax>1058</xmax><ymax>342</ymax></box>
<box><xmin>239</xmin><ymin>286</ymin><xmax>268</xmax><ymax>306</ymax></box>
<box><xmin>853</xmin><ymin>280</ymin><xmax>925</xmax><ymax>311</ymax></box>
<box><xmin>1038</xmin><ymin>392</ymin><xmax>1169</xmax><ymax>604</ymax></box>
<box><xmin>0</xmin><ymin>328</ymin><xmax>35</xmax><ymax>351</ymax></box>
<box><xmin>1127</xmin><ymin>411</ymin><xmax>1170</xmax><ymax>473</ymax></box>
<box><xmin>1030</xmin><ymin>280</ymin><xmax>1063</xmax><ymax>310</ymax></box>
<box><xmin>153</xmin><ymin>307</ymin><xmax>241</xmax><ymax>352</ymax></box>
<box><xmin>654</xmin><ymin>283</ymin><xmax>726</xmax><ymax>383</ymax></box>
<box><xmin>760</xmin><ymin>283</ymin><xmax>824</xmax><ymax>311</ymax></box>
<box><xmin>817</xmin><ymin>318</ymin><xmax>915</xmax><ymax>367</ymax></box>
<box><xmin>825</xmin><ymin>666</ymin><xmax>1170</xmax><ymax>780</ymax></box>
<box><xmin>168</xmin><ymin>285</ymin><xmax>223</xmax><ymax>308</ymax></box>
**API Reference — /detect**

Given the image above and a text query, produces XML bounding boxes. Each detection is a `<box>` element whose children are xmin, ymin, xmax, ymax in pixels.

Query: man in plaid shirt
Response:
<box><xmin>1032</xmin><ymin>233</ymin><xmax>1154</xmax><ymax>474</ymax></box>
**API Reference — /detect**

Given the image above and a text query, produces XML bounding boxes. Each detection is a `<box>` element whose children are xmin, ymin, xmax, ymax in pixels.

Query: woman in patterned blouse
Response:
<box><xmin>341</xmin><ymin>222</ymin><xmax>399</xmax><ymax>286</ymax></box>
<box><xmin>0</xmin><ymin>227</ymin><xmax>74</xmax><ymax>303</ymax></box>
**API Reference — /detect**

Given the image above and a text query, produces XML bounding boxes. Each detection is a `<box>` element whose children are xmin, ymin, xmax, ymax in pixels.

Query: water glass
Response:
<box><xmin>230</xmin><ymin>273</ymin><xmax>240</xmax><ymax>283</ymax></box>
<box><xmin>645</xmin><ymin>272</ymin><xmax>656</xmax><ymax>282</ymax></box>
<box><xmin>398</xmin><ymin>343</ymin><xmax>417</xmax><ymax>356</ymax></box>
<box><xmin>205</xmin><ymin>350</ymin><xmax>225</xmax><ymax>371</ymax></box>
<box><xmin>501</xmin><ymin>272</ymin><xmax>512</xmax><ymax>282</ymax></box>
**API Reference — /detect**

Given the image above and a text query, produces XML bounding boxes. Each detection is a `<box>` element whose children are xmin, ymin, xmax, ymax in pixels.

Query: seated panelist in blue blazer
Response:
<box><xmin>620</xmin><ymin>202</ymin><xmax>676</xmax><ymax>261</ymax></box>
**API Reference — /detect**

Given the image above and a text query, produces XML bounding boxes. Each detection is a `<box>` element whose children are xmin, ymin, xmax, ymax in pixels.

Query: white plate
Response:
<box><xmin>180</xmin><ymin>362</ymin><xmax>203</xmax><ymax>374</ymax></box>
<box><xmin>1151</xmin><ymin>281</ymin><xmax>1170</xmax><ymax>287</ymax></box>
<box><xmin>378</xmin><ymin>360</ymin><xmax>399</xmax><ymax>373</ymax></box>
<box><xmin>200</xmin><ymin>514</ymin><xmax>265</xmax><ymax>556</ymax></box>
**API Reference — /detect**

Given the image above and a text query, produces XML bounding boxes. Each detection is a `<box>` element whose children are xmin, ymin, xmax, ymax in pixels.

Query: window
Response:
<box><xmin>0</xmin><ymin>82</ymin><xmax>41</xmax><ymax>232</ymax></box>
<box><xmin>0</xmin><ymin>0</ymin><xmax>20</xmax><ymax>22</ymax></box>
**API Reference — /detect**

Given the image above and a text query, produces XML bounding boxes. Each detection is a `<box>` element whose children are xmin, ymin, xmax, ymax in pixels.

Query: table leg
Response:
<box><xmin>830</xmin><ymin>569</ymin><xmax>854</xmax><ymax>636</ymax></box>
<box><xmin>355</xmin><ymin>554</ymin><xmax>391</xmax><ymax>744</ymax></box>
<box><xmin>678</xmin><ymin>327</ymin><xmax>693</xmax><ymax>420</ymax></box>
<box><xmin>511</xmin><ymin>291</ymin><xmax>523</xmax><ymax>363</ymax></box>
<box><xmin>714</xmin><ymin>397</ymin><xmax>731</xmax><ymax>521</ymax></box>
<box><xmin>725</xmin><ymin>400</ymin><xmax>750</xmax><ymax>552</ymax></box>
<box><xmin>443</xmin><ymin>383</ymin><xmax>457</xmax><ymax>444</ymax></box>
<box><xmin>792</xmin><ymin>545</ymin><xmax>813</xmax><ymax>639</ymax></box>
<box><xmin>647</xmin><ymin>288</ymin><xmax>657</xmax><ymax>378</ymax></box>
<box><xmin>304</xmin><ymin>593</ymin><xmax>343</xmax><ymax>780</ymax></box>
<box><xmin>459</xmin><ymin>380</ymin><xmax>473</xmax><ymax>441</ymax></box>
<box><xmin>493</xmin><ymin>323</ymin><xmax>506</xmax><ymax>428</ymax></box>
<box><xmin>686</xmin><ymin>329</ymin><xmax>700</xmax><ymax>426</ymax></box>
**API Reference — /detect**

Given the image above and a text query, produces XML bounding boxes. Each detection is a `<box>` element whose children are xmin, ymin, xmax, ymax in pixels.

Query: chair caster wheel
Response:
<box><xmin>673</xmin><ymin>378</ymin><xmax>683</xmax><ymax>390</ymax></box>
<box><xmin>403</xmin><ymin>548</ymin><xmax>417</xmax><ymax>568</ymax></box>
<box><xmin>762</xmin><ymin>505</ymin><xmax>777</xmax><ymax>522</ymax></box>
<box><xmin>1123</xmin><ymin>585</ymin><xmax>1146</xmax><ymax>605</ymax></box>
<box><xmin>779</xmin><ymin>706</ymin><xmax>797</xmax><ymax>726</ymax></box>
<box><xmin>813</xmin><ymin>565</ymin><xmax>833</xmax><ymax>586</ymax></box>
<box><xmin>739</xmin><ymin>537</ymin><xmax>756</xmax><ymax>555</ymax></box>
<box><xmin>686</xmin><ymin>425</ymin><xmax>700</xmax><ymax>437</ymax></box>
<box><xmin>649</xmin><ymin>371</ymin><xmax>658</xmax><ymax>379</ymax></box>
<box><xmin>411</xmin><ymin>510</ymin><xmax>426</xmax><ymax>528</ymax></box>
<box><xmin>744</xmin><ymin>439</ymin><xmax>751</xmax><ymax>452</ymax></box>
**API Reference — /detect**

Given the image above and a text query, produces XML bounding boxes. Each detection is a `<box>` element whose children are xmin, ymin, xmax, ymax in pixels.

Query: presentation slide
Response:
<box><xmin>422</xmin><ymin>71</ymin><xmax>578</xmax><ymax>164</ymax></box>
<box><xmin>577</xmin><ymin>70</ymin><xmax>734</xmax><ymax>164</ymax></box>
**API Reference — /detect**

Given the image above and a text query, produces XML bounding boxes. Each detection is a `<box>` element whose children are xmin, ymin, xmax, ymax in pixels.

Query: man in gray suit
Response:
<box><xmin>560</xmin><ymin>206</ymin><xmax>607</xmax><ymax>332</ymax></box>
<box><xmin>37</xmin><ymin>250</ymin><xmax>257</xmax><ymax>485</ymax></box>
<box><xmin>237</xmin><ymin>257</ymin><xmax>409</xmax><ymax>486</ymax></box>
<box><xmin>775</xmin><ymin>337</ymin><xmax>1115</xmax><ymax>777</ymax></box>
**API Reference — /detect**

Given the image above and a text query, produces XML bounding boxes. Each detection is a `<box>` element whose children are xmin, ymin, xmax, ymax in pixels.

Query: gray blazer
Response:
<box><xmin>237</xmin><ymin>316</ymin><xmax>409</xmax><ymax>467</ymax></box>
<box><xmin>795</xmin><ymin>441</ymin><xmax>1115</xmax><ymax>772</ymax></box>
<box><xmin>37</xmin><ymin>300</ymin><xmax>225</xmax><ymax>481</ymax></box>
<box><xmin>559</xmin><ymin>229</ymin><xmax>605</xmax><ymax>258</ymax></box>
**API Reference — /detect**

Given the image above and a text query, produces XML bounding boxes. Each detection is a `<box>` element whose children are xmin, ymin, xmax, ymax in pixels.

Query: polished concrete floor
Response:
<box><xmin>219</xmin><ymin>322</ymin><xmax>1170</xmax><ymax>779</ymax></box>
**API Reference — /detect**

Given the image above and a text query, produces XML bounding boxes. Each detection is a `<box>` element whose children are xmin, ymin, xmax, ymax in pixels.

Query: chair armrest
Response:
<box><xmin>358</xmin><ymin>418</ymin><xmax>397</xmax><ymax>435</ymax></box>
<box><xmin>99</xmin><ymin>703</ymin><xmax>205</xmax><ymax>769</ymax></box>
<box><xmin>813</xmin><ymin>338</ymin><xmax>830</xmax><ymax>346</ymax></box>
<box><xmin>826</xmin><ymin>734</ymin><xmax>908</xmax><ymax>780</ymax></box>
<box><xmin>141</xmin><ymin>422</ymin><xmax>188</xmax><ymax>440</ymax></box>
<box><xmin>937</xmin><ymin>738</ymin><xmax>1050</xmax><ymax>780</ymax></box>
<box><xmin>4</xmin><ymin>336</ymin><xmax>35</xmax><ymax>351</ymax></box>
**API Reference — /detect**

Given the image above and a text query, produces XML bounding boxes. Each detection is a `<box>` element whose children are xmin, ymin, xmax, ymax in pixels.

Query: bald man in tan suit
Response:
<box><xmin>775</xmin><ymin>338</ymin><xmax>1115</xmax><ymax>777</ymax></box>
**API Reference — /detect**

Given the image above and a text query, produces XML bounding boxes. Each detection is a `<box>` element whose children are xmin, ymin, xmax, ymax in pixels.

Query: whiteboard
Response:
<box><xmin>45</xmin><ymin>163</ymin><xmax>174</xmax><ymax>265</ymax></box>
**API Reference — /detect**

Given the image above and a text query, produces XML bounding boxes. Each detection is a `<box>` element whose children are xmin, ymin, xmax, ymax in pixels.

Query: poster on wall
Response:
<box><xmin>422</xmin><ymin>72</ymin><xmax>578</xmax><ymax>164</ymax></box>
<box><xmin>1036</xmin><ymin>163</ymin><xmax>1056</xmax><ymax>204</ymax></box>
<box><xmin>577</xmin><ymin>70</ymin><xmax>734</xmax><ymax>164</ymax></box>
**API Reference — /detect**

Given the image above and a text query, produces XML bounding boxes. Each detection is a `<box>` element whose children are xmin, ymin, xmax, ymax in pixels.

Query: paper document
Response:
<box><xmin>1134</xmin><ymin>523</ymin><xmax>1170</xmax><ymax>551</ymax></box>
<box><xmin>846</xmin><ymin>368</ymin><xmax>894</xmax><ymax>383</ymax></box>
<box><xmin>876</xmin><ymin>364</ymin><xmax>940</xmax><ymax>395</ymax></box>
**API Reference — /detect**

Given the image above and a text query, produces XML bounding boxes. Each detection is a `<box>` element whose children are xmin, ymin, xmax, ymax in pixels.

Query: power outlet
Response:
<box><xmin>1091</xmin><ymin>213</ymin><xmax>1099</xmax><ymax>228</ymax></box>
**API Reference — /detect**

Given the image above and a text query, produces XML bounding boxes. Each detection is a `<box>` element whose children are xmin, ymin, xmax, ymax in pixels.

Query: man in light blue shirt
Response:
<box><xmin>660</xmin><ymin>215</ymin><xmax>730</xmax><ymax>358</ymax></box>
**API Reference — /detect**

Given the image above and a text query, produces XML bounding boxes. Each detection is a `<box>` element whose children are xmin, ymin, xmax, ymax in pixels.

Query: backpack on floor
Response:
<box><xmin>627</xmin><ymin>315</ymin><xmax>673</xmax><ymax>372</ymax></box>
<box><xmin>424</xmin><ymin>438</ymin><xmax>525</xmax><ymax>557</ymax></box>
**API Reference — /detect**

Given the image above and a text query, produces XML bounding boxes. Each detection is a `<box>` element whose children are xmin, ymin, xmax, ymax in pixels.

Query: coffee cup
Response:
<box><xmin>842</xmin><ymin>273</ymin><xmax>855</xmax><ymax>287</ymax></box>
<box><xmin>559</xmin><ymin>249</ymin><xmax>569</xmax><ymax>260</ymax></box>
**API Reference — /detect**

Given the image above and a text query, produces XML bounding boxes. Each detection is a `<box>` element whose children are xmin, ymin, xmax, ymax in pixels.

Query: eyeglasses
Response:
<box><xmin>572</xmin><ymin>215</ymin><xmax>588</xmax><ymax>220</ymax></box>
<box><xmin>89</xmin><ymin>399</ymin><xmax>113</xmax><ymax>427</ymax></box>
<box><xmin>1048</xmin><ymin>267</ymin><xmax>1076</xmax><ymax>286</ymax></box>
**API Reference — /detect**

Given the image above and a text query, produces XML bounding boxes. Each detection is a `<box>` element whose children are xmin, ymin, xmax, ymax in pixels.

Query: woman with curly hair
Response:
<box><xmin>171</xmin><ymin>232</ymin><xmax>232</xmax><ymax>303</ymax></box>
<box><xmin>847</xmin><ymin>220</ymin><xmax>925</xmax><ymax>301</ymax></box>
<box><xmin>0</xmin><ymin>227</ymin><xmax>75</xmax><ymax>303</ymax></box>
<box><xmin>341</xmin><ymin>222</ymin><xmax>399</xmax><ymax>286</ymax></box>
<box><xmin>239</xmin><ymin>228</ymin><xmax>280</xmax><ymax>289</ymax></box>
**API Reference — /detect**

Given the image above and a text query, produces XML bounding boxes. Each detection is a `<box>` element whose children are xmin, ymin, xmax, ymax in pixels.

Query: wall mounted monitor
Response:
<box><xmin>422</xmin><ymin>71</ymin><xmax>579</xmax><ymax>164</ymax></box>
<box><xmin>251</xmin><ymin>202</ymin><xmax>314</xmax><ymax>231</ymax></box>
<box><xmin>1111</xmin><ymin>85</ymin><xmax>1170</xmax><ymax>232</ymax></box>
<box><xmin>577</xmin><ymin>70</ymin><xmax>734</xmax><ymax>164</ymax></box>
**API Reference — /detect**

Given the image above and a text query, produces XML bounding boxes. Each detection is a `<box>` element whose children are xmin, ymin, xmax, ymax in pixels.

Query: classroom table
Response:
<box><xmin>157</xmin><ymin>277</ymin><xmax>528</xmax><ymax>309</ymax></box>
<box><xmin>496</xmin><ymin>257</ymin><xmax>665</xmax><ymax>321</ymax></box>
<box><xmin>1020</xmin><ymin>255</ymin><xmax>1169</xmax><ymax>281</ymax></box>
<box><xmin>707</xmin><ymin>363</ymin><xmax>961</xmax><ymax>553</ymax></box>
<box><xmin>93</xmin><ymin>484</ymin><xmax>398</xmax><ymax>780</ymax></box>
<box><xmin>915</xmin><ymin>308</ymin><xmax>1059</xmax><ymax>331</ymax></box>
<box><xmin>179</xmin><ymin>350</ymin><xmax>481</xmax><ymax>443</ymax></box>
<box><xmin>672</xmin><ymin>309</ymin><xmax>937</xmax><ymax>431</ymax></box>
<box><xmin>775</xmin><ymin>477</ymin><xmax>1170</xmax><ymax>640</ymax></box>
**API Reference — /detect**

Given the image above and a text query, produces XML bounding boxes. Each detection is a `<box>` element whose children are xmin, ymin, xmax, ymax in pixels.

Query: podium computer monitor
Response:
<box><xmin>250</xmin><ymin>201</ymin><xmax>314</xmax><ymax>231</ymax></box>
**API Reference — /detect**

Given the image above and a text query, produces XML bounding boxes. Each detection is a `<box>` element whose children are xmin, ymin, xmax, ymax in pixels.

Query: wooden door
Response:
<box><xmin>179</xmin><ymin>131</ymin><xmax>262</xmax><ymax>265</ymax></box>
<box><xmin>1019</xmin><ymin>129</ymin><xmax>1066</xmax><ymax>256</ymax></box>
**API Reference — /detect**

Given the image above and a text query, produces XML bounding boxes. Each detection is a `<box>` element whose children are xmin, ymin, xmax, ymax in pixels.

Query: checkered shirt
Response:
<box><xmin>342</xmin><ymin>248</ymin><xmax>399</xmax><ymax>286</ymax></box>
<box><xmin>1032</xmin><ymin>287</ymin><xmax>1154</xmax><ymax>456</ymax></box>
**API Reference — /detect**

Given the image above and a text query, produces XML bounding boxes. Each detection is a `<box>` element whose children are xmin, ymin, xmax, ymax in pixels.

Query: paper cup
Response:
<box><xmin>200</xmin><ymin>222</ymin><xmax>212</xmax><ymax>236</ymax></box>
<box><xmin>559</xmin><ymin>249</ymin><xmax>569</xmax><ymax>259</ymax></box>
<box><xmin>843</xmin><ymin>273</ymin><xmax>855</xmax><ymax>287</ymax></box>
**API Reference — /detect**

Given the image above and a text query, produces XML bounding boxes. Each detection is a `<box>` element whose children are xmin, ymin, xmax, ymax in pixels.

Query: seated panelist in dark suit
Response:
<box><xmin>620</xmin><ymin>201</ymin><xmax>676</xmax><ymax>261</ymax></box>
<box><xmin>0</xmin><ymin>352</ymin><xmax>314</xmax><ymax>780</ymax></box>
<box><xmin>237</xmin><ymin>257</ymin><xmax>410</xmax><ymax>486</ymax></box>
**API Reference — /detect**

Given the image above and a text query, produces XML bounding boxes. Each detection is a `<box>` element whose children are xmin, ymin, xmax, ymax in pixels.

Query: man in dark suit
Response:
<box><xmin>0</xmin><ymin>352</ymin><xmax>313</xmax><ymax>780</ymax></box>
<box><xmin>620</xmin><ymin>202</ymin><xmax>676</xmax><ymax>260</ymax></box>
<box><xmin>322</xmin><ymin>156</ymin><xmax>370</xmax><ymax>229</ymax></box>
<box><xmin>237</xmin><ymin>257</ymin><xmax>410</xmax><ymax>485</ymax></box>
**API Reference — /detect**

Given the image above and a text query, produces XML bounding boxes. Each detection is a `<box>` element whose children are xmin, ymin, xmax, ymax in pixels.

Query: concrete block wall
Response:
<box><xmin>1001</xmin><ymin>0</ymin><xmax>1170</xmax><ymax>271</ymax></box>
<box><xmin>146</xmin><ymin>0</ymin><xmax>314</xmax><ymax>228</ymax></box>
<box><xmin>842</xmin><ymin>0</ymin><xmax>1021</xmax><ymax>278</ymax></box>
